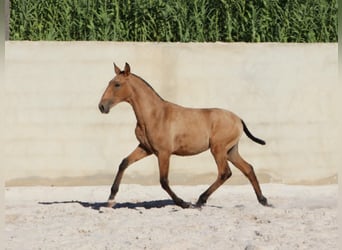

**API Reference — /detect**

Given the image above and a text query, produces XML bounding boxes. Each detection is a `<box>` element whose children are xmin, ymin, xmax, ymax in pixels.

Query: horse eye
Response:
<box><xmin>114</xmin><ymin>83</ymin><xmax>121</xmax><ymax>88</ymax></box>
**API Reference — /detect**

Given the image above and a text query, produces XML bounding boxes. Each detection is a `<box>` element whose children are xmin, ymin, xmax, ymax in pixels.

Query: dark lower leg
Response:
<box><xmin>235</xmin><ymin>161</ymin><xmax>268</xmax><ymax>206</ymax></box>
<box><xmin>244</xmin><ymin>165</ymin><xmax>268</xmax><ymax>206</ymax></box>
<box><xmin>229</xmin><ymin>146</ymin><xmax>269</xmax><ymax>206</ymax></box>
<box><xmin>107</xmin><ymin>145</ymin><xmax>151</xmax><ymax>207</ymax></box>
<box><xmin>108</xmin><ymin>158</ymin><xmax>128</xmax><ymax>201</ymax></box>
<box><xmin>160</xmin><ymin>177</ymin><xmax>190</xmax><ymax>208</ymax></box>
<box><xmin>158</xmin><ymin>154</ymin><xmax>190</xmax><ymax>208</ymax></box>
<box><xmin>196</xmin><ymin>167</ymin><xmax>232</xmax><ymax>207</ymax></box>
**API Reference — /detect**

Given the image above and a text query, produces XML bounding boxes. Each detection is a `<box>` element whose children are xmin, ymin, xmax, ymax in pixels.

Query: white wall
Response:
<box><xmin>3</xmin><ymin>42</ymin><xmax>339</xmax><ymax>185</ymax></box>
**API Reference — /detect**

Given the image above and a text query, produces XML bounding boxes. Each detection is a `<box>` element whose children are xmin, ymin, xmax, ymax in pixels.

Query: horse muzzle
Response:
<box><xmin>98</xmin><ymin>101</ymin><xmax>111</xmax><ymax>114</ymax></box>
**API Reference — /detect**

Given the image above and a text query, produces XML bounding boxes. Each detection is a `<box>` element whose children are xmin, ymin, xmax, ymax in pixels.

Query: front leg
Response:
<box><xmin>107</xmin><ymin>144</ymin><xmax>151</xmax><ymax>207</ymax></box>
<box><xmin>158</xmin><ymin>152</ymin><xmax>191</xmax><ymax>208</ymax></box>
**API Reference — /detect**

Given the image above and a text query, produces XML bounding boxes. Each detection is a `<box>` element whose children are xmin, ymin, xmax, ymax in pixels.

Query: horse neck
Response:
<box><xmin>128</xmin><ymin>75</ymin><xmax>164</xmax><ymax>127</ymax></box>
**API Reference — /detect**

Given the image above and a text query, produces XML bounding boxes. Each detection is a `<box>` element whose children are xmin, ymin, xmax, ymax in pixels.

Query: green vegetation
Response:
<box><xmin>10</xmin><ymin>0</ymin><xmax>337</xmax><ymax>42</ymax></box>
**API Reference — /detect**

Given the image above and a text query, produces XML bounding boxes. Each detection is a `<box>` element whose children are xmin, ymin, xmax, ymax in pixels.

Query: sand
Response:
<box><xmin>5</xmin><ymin>184</ymin><xmax>338</xmax><ymax>250</ymax></box>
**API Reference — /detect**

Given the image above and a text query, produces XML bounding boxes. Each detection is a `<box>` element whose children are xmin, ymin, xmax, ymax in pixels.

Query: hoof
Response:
<box><xmin>107</xmin><ymin>199</ymin><xmax>116</xmax><ymax>208</ymax></box>
<box><xmin>195</xmin><ymin>201</ymin><xmax>205</xmax><ymax>208</ymax></box>
<box><xmin>177</xmin><ymin>200</ymin><xmax>192</xmax><ymax>209</ymax></box>
<box><xmin>195</xmin><ymin>195</ymin><xmax>207</xmax><ymax>208</ymax></box>
<box><xmin>195</xmin><ymin>197</ymin><xmax>207</xmax><ymax>208</ymax></box>
<box><xmin>258</xmin><ymin>196</ymin><xmax>272</xmax><ymax>207</ymax></box>
<box><xmin>193</xmin><ymin>203</ymin><xmax>204</xmax><ymax>211</ymax></box>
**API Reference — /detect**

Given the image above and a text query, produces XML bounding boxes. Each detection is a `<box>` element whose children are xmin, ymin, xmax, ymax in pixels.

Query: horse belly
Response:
<box><xmin>172</xmin><ymin>130</ymin><xmax>209</xmax><ymax>156</ymax></box>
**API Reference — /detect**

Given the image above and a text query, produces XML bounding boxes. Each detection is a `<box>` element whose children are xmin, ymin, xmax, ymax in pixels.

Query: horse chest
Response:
<box><xmin>135</xmin><ymin>124</ymin><xmax>154</xmax><ymax>152</ymax></box>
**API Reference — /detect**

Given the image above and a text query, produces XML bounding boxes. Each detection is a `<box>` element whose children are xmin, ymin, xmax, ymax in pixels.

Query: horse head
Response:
<box><xmin>98</xmin><ymin>63</ymin><xmax>132</xmax><ymax>114</ymax></box>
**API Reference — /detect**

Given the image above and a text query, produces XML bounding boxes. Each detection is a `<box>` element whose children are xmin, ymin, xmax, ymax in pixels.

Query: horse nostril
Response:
<box><xmin>99</xmin><ymin>104</ymin><xmax>105</xmax><ymax>113</ymax></box>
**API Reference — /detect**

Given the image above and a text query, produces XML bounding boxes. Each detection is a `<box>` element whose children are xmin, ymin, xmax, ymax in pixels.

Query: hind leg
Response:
<box><xmin>228</xmin><ymin>144</ymin><xmax>269</xmax><ymax>206</ymax></box>
<box><xmin>196</xmin><ymin>147</ymin><xmax>232</xmax><ymax>207</ymax></box>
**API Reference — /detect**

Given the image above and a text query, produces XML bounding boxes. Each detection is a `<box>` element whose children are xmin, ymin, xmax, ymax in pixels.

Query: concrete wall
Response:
<box><xmin>3</xmin><ymin>42</ymin><xmax>339</xmax><ymax>186</ymax></box>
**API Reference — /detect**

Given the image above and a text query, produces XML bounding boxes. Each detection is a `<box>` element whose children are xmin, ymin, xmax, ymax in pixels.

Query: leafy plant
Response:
<box><xmin>9</xmin><ymin>0</ymin><xmax>337</xmax><ymax>42</ymax></box>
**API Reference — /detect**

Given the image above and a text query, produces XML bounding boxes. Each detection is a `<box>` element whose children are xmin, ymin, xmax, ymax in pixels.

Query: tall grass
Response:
<box><xmin>10</xmin><ymin>0</ymin><xmax>337</xmax><ymax>42</ymax></box>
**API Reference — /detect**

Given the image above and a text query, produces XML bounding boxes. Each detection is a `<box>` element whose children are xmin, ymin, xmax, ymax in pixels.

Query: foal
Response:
<box><xmin>99</xmin><ymin>63</ymin><xmax>269</xmax><ymax>208</ymax></box>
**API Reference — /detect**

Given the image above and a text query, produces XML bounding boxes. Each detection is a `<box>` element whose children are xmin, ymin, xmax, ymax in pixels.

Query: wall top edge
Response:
<box><xmin>5</xmin><ymin>41</ymin><xmax>338</xmax><ymax>46</ymax></box>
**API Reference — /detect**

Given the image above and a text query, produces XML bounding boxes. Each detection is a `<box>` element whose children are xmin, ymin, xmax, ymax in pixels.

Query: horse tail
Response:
<box><xmin>241</xmin><ymin>119</ymin><xmax>266</xmax><ymax>145</ymax></box>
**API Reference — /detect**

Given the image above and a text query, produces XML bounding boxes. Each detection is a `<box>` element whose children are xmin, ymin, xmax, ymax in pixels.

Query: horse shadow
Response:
<box><xmin>38</xmin><ymin>199</ymin><xmax>176</xmax><ymax>211</ymax></box>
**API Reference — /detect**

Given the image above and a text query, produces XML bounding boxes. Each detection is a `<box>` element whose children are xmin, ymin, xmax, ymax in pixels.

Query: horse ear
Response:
<box><xmin>114</xmin><ymin>63</ymin><xmax>121</xmax><ymax>75</ymax></box>
<box><xmin>124</xmin><ymin>63</ymin><xmax>130</xmax><ymax>76</ymax></box>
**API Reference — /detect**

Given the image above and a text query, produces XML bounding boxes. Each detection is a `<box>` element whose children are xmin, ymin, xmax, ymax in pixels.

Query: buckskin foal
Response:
<box><xmin>98</xmin><ymin>63</ymin><xmax>269</xmax><ymax>208</ymax></box>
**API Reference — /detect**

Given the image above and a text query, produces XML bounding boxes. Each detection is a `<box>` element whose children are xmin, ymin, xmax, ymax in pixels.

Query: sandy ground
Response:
<box><xmin>5</xmin><ymin>184</ymin><xmax>337</xmax><ymax>250</ymax></box>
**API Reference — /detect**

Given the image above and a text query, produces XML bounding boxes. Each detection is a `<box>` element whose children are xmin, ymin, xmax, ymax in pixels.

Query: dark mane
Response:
<box><xmin>132</xmin><ymin>73</ymin><xmax>164</xmax><ymax>101</ymax></box>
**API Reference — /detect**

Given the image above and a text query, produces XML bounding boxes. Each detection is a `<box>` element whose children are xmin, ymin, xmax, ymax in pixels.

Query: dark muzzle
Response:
<box><xmin>98</xmin><ymin>102</ymin><xmax>110</xmax><ymax>114</ymax></box>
